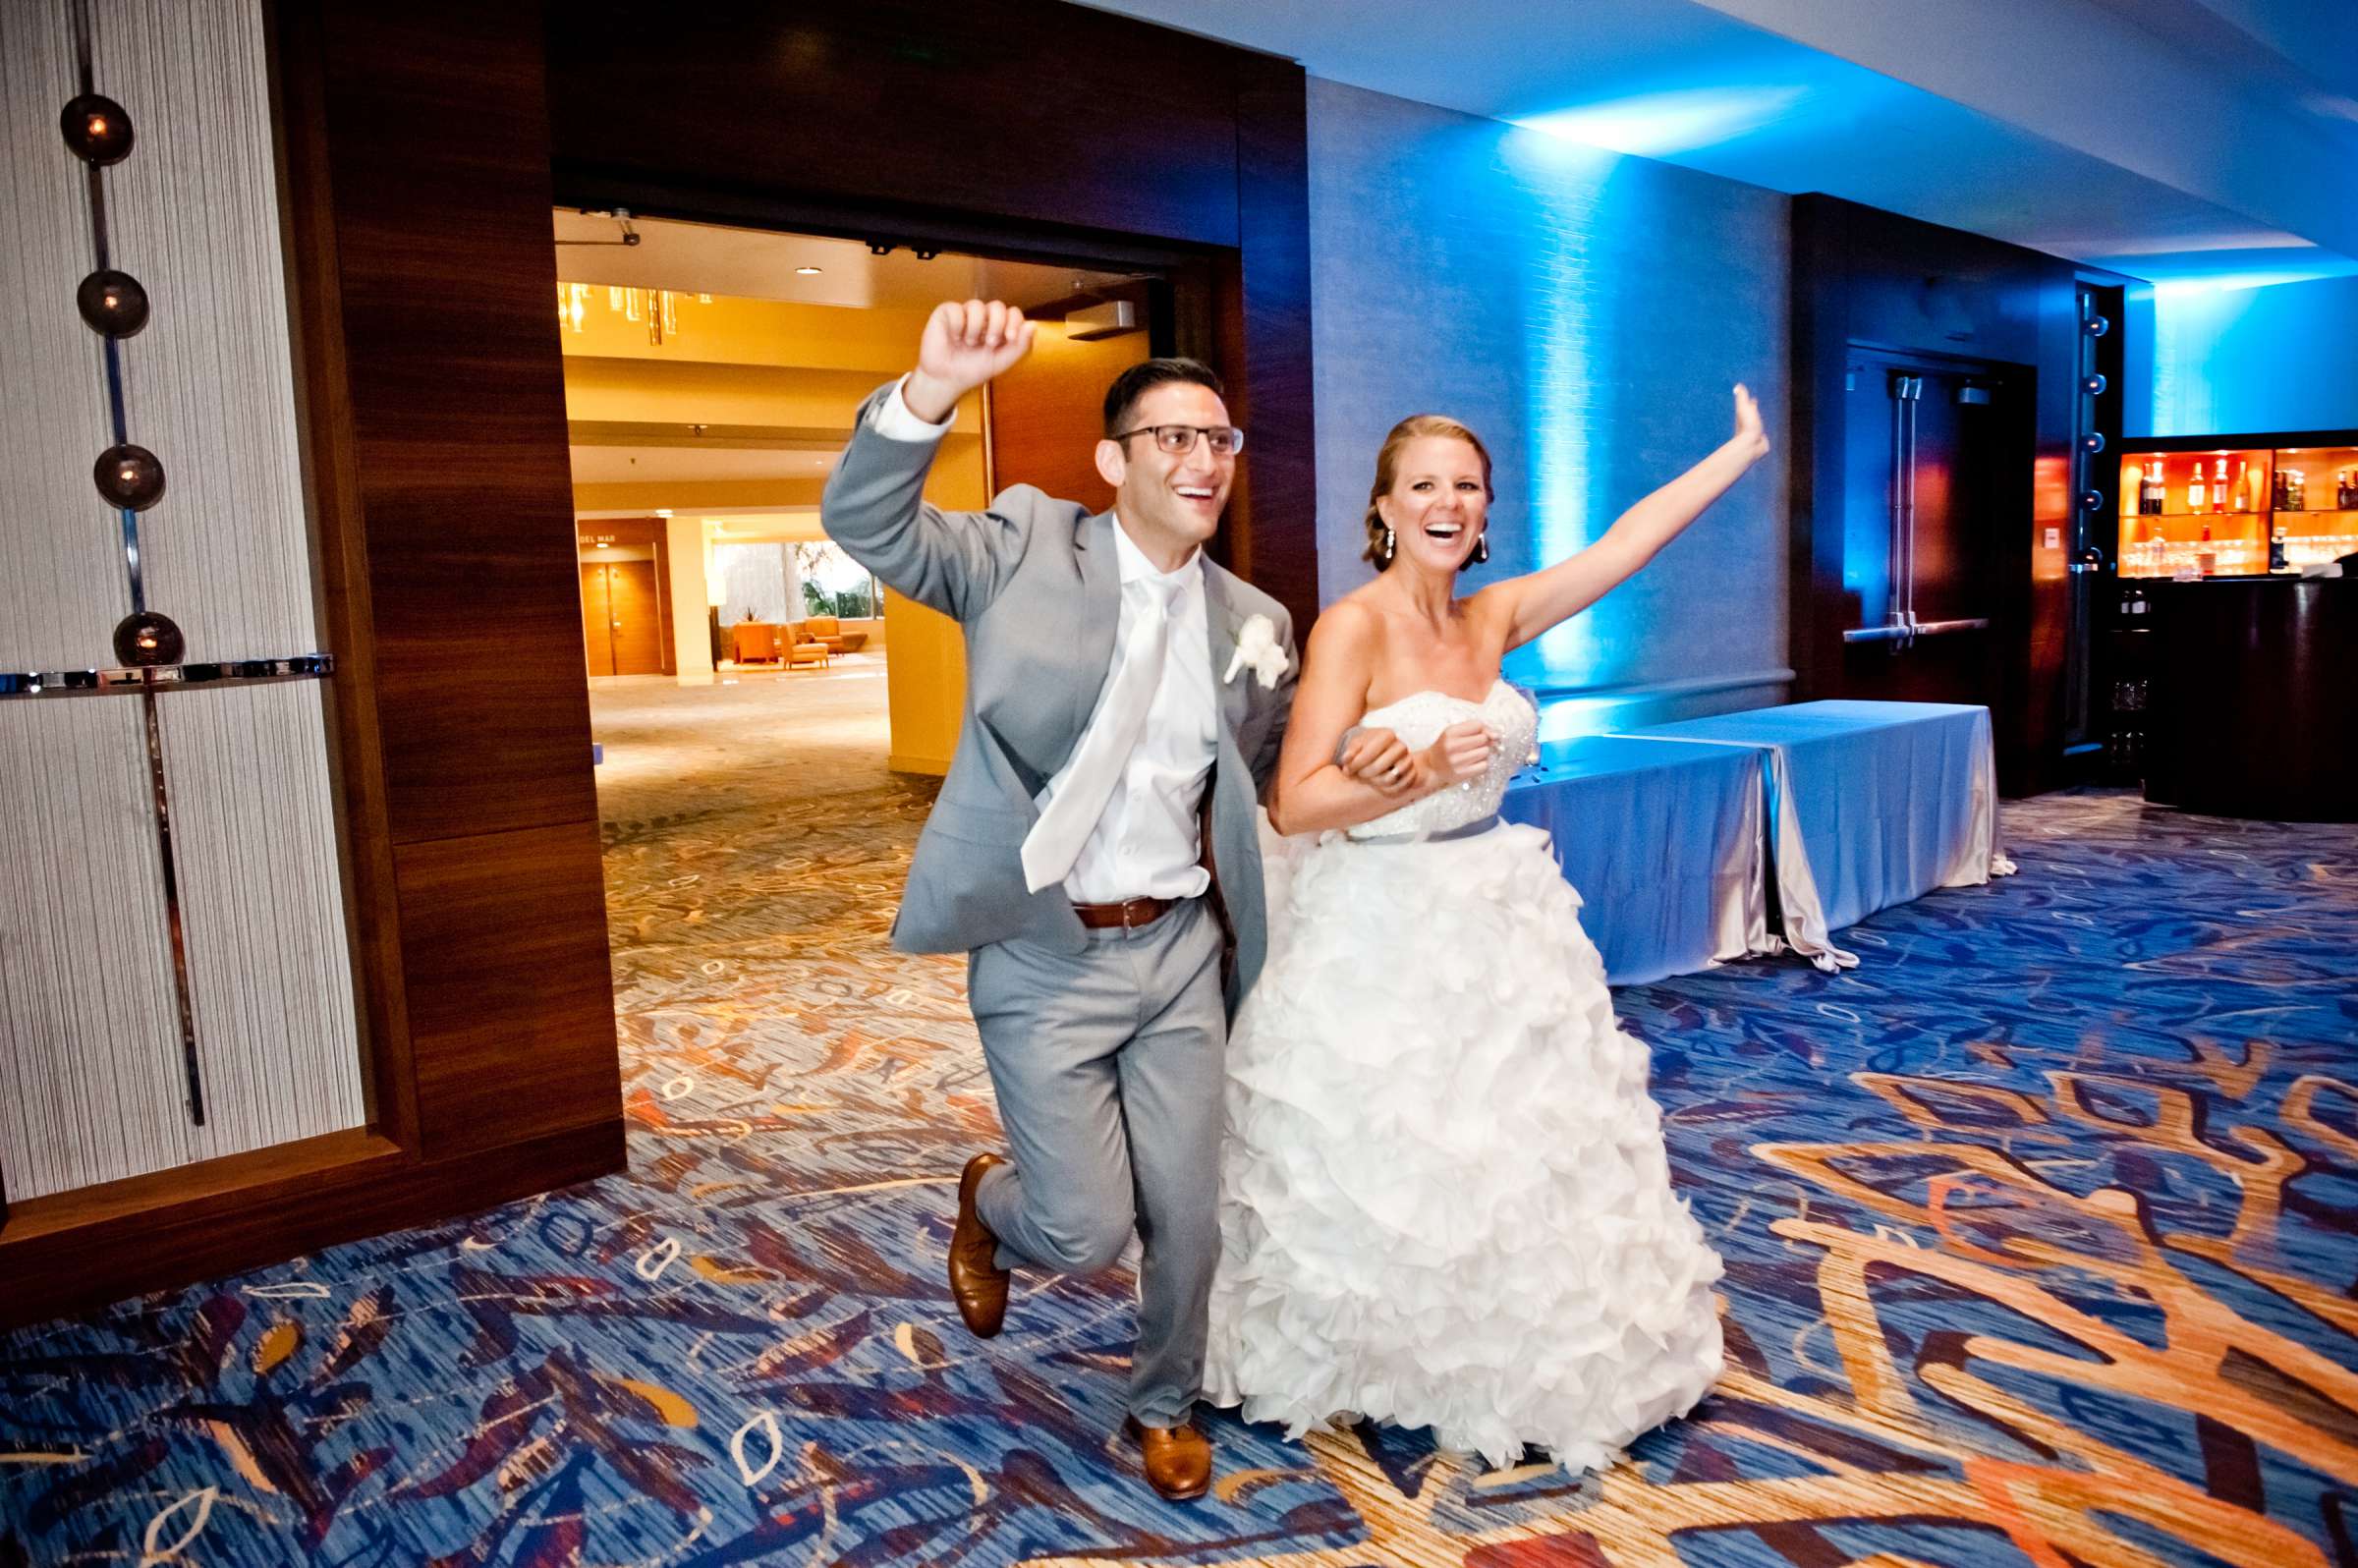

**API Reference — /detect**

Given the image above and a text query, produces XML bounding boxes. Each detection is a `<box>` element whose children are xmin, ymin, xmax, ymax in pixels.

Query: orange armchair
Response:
<box><xmin>731</xmin><ymin>622</ymin><xmax>778</xmax><ymax>664</ymax></box>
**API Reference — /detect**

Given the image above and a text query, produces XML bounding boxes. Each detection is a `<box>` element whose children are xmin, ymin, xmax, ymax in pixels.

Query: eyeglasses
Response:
<box><xmin>1111</xmin><ymin>423</ymin><xmax>1246</xmax><ymax>457</ymax></box>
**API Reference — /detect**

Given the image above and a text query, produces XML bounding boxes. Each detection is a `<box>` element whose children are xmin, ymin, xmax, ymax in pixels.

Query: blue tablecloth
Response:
<box><xmin>1500</xmin><ymin>735</ymin><xmax>1768</xmax><ymax>986</ymax></box>
<box><xmin>1618</xmin><ymin>700</ymin><xmax>2014</xmax><ymax>969</ymax></box>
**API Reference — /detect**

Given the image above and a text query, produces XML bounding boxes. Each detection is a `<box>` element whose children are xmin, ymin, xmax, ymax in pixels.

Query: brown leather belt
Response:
<box><xmin>1071</xmin><ymin>894</ymin><xmax>1180</xmax><ymax>929</ymax></box>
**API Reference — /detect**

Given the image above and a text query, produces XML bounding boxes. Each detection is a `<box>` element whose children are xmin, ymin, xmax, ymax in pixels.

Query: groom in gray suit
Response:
<box><xmin>822</xmin><ymin>300</ymin><xmax>1399</xmax><ymax>1499</ymax></box>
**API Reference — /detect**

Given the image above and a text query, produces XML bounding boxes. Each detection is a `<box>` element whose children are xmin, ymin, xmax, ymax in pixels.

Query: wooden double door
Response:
<box><xmin>581</xmin><ymin>560</ymin><xmax>664</xmax><ymax>677</ymax></box>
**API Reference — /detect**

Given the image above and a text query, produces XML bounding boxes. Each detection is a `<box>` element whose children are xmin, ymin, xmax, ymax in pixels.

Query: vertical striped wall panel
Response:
<box><xmin>101</xmin><ymin>0</ymin><xmax>321</xmax><ymax>657</ymax></box>
<box><xmin>0</xmin><ymin>701</ymin><xmax>190</xmax><ymax>1196</ymax></box>
<box><xmin>160</xmin><ymin>682</ymin><xmax>364</xmax><ymax>1167</ymax></box>
<box><xmin>0</xmin><ymin>4</ymin><xmax>128</xmax><ymax>673</ymax></box>
<box><xmin>0</xmin><ymin>0</ymin><xmax>365</xmax><ymax>1202</ymax></box>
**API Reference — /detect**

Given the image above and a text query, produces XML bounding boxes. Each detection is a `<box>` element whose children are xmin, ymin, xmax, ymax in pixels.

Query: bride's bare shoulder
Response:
<box><xmin>1307</xmin><ymin>591</ymin><xmax>1385</xmax><ymax>649</ymax></box>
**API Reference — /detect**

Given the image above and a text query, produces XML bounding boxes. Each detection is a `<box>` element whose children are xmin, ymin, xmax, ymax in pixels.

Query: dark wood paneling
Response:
<box><xmin>2017</xmin><ymin>266</ymin><xmax>2082</xmax><ymax>795</ymax></box>
<box><xmin>1790</xmin><ymin>194</ymin><xmax>2078</xmax><ymax>794</ymax></box>
<box><xmin>544</xmin><ymin>2</ymin><xmax>1320</xmax><ymax>633</ymax></box>
<box><xmin>1788</xmin><ymin>196</ymin><xmax>1849</xmax><ymax>727</ymax></box>
<box><xmin>397</xmin><ymin>821</ymin><xmax>622</xmax><ymax>1159</ymax></box>
<box><xmin>0</xmin><ymin>1121</ymin><xmax>623</xmax><ymax>1331</ymax></box>
<box><xmin>546</xmin><ymin>0</ymin><xmax>1242</xmax><ymax>249</ymax></box>
<box><xmin>272</xmin><ymin>0</ymin><xmax>417</xmax><ymax>1148</ymax></box>
<box><xmin>1224</xmin><ymin>53</ymin><xmax>1319</xmax><ymax>631</ymax></box>
<box><xmin>315</xmin><ymin>0</ymin><xmax>599</xmax><ymax>846</ymax></box>
<box><xmin>2148</xmin><ymin>578</ymin><xmax>2358</xmax><ymax>821</ymax></box>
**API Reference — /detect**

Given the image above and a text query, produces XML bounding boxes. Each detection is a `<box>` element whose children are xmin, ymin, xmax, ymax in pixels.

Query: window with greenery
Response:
<box><xmin>794</xmin><ymin>541</ymin><xmax>881</xmax><ymax>619</ymax></box>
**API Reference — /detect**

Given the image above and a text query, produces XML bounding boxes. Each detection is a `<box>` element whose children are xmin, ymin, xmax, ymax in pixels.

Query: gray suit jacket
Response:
<box><xmin>819</xmin><ymin>385</ymin><xmax>1297</xmax><ymax>1014</ymax></box>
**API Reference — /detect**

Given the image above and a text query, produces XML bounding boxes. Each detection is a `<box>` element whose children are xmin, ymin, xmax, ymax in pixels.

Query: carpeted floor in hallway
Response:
<box><xmin>4</xmin><ymin>662</ymin><xmax>2355</xmax><ymax>1567</ymax></box>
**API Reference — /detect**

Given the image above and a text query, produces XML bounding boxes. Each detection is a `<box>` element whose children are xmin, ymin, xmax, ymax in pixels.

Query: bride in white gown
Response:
<box><xmin>1203</xmin><ymin>390</ymin><xmax>1770</xmax><ymax>1471</ymax></box>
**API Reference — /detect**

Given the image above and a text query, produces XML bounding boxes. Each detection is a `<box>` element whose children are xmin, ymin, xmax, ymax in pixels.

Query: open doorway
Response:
<box><xmin>550</xmin><ymin>212</ymin><xmax>1168</xmax><ymax>1138</ymax></box>
<box><xmin>554</xmin><ymin>211</ymin><xmax>1157</xmax><ymax>807</ymax></box>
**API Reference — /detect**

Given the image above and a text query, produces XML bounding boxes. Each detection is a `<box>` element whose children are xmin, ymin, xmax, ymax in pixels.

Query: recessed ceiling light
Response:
<box><xmin>796</xmin><ymin>266</ymin><xmax>822</xmax><ymax>276</ymax></box>
<box><xmin>655</xmin><ymin>508</ymin><xmax>673</xmax><ymax>517</ymax></box>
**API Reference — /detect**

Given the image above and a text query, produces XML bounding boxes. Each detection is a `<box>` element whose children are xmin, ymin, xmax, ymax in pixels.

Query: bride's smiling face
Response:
<box><xmin>1377</xmin><ymin>435</ymin><xmax>1491</xmax><ymax>573</ymax></box>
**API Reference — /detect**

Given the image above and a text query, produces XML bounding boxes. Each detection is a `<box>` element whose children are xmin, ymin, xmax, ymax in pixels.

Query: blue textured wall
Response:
<box><xmin>2146</xmin><ymin>275</ymin><xmax>2358</xmax><ymax>438</ymax></box>
<box><xmin>1306</xmin><ymin>80</ymin><xmax>1792</xmax><ymax>734</ymax></box>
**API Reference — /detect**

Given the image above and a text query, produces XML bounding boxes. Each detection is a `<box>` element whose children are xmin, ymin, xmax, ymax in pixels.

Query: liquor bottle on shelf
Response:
<box><xmin>2213</xmin><ymin>457</ymin><xmax>2230</xmax><ymax>513</ymax></box>
<box><xmin>2140</xmin><ymin>465</ymin><xmax>2165</xmax><ymax>514</ymax></box>
<box><xmin>2197</xmin><ymin>523</ymin><xmax>2217</xmax><ymax>577</ymax></box>
<box><xmin>2270</xmin><ymin>525</ymin><xmax>2289</xmax><ymax>572</ymax></box>
<box><xmin>2339</xmin><ymin>468</ymin><xmax>2356</xmax><ymax>509</ymax></box>
<box><xmin>2286</xmin><ymin>467</ymin><xmax>2307</xmax><ymax>511</ymax></box>
<box><xmin>2274</xmin><ymin>467</ymin><xmax>2289</xmax><ymax>509</ymax></box>
<box><xmin>2187</xmin><ymin>470</ymin><xmax>2207</xmax><ymax>511</ymax></box>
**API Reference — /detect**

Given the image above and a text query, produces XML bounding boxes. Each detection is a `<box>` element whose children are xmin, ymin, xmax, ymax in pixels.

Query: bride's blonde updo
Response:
<box><xmin>1362</xmin><ymin>414</ymin><xmax>1495</xmax><ymax>568</ymax></box>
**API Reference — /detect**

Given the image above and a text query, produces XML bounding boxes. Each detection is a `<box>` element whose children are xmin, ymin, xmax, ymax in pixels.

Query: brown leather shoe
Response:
<box><xmin>1125</xmin><ymin>1417</ymin><xmax>1212</xmax><ymax>1501</ymax></box>
<box><xmin>948</xmin><ymin>1153</ymin><xmax>1011</xmax><ymax>1337</ymax></box>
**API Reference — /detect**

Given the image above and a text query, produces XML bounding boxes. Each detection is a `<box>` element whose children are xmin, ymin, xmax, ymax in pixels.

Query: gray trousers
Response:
<box><xmin>965</xmin><ymin>896</ymin><xmax>1226</xmax><ymax>1426</ymax></box>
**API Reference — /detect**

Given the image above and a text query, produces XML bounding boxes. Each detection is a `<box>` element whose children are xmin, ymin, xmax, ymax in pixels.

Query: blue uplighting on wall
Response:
<box><xmin>1308</xmin><ymin>78</ymin><xmax>1789</xmax><ymax>739</ymax></box>
<box><xmin>1515</xmin><ymin>85</ymin><xmax>1811</xmax><ymax>160</ymax></box>
<box><xmin>1500</xmin><ymin>127</ymin><xmax>1618</xmax><ymax>686</ymax></box>
<box><xmin>2147</xmin><ymin>272</ymin><xmax>2358</xmax><ymax>437</ymax></box>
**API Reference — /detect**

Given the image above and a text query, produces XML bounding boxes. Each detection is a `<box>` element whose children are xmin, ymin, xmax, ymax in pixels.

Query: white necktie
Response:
<box><xmin>1022</xmin><ymin>576</ymin><xmax>1179</xmax><ymax>893</ymax></box>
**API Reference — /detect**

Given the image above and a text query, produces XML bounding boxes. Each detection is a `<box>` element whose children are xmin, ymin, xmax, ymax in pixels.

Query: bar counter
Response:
<box><xmin>2146</xmin><ymin>574</ymin><xmax>2357</xmax><ymax>821</ymax></box>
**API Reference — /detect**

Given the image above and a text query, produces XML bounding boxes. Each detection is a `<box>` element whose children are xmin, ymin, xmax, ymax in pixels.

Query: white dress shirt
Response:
<box><xmin>869</xmin><ymin>380</ymin><xmax>1218</xmax><ymax>904</ymax></box>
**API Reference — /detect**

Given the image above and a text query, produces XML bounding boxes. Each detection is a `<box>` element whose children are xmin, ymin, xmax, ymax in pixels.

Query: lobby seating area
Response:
<box><xmin>725</xmin><ymin>619</ymin><xmax>872</xmax><ymax>669</ymax></box>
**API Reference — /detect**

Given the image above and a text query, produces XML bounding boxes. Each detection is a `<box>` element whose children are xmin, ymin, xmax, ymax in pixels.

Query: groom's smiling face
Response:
<box><xmin>1095</xmin><ymin>381</ymin><xmax>1236</xmax><ymax>565</ymax></box>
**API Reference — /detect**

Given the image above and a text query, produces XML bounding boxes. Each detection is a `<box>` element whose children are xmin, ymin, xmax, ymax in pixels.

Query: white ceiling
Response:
<box><xmin>551</xmin><ymin>213</ymin><xmax>1142</xmax><ymax>310</ymax></box>
<box><xmin>556</xmin><ymin>218</ymin><xmax>1091</xmax><ymax>519</ymax></box>
<box><xmin>1080</xmin><ymin>0</ymin><xmax>2358</xmax><ymax>287</ymax></box>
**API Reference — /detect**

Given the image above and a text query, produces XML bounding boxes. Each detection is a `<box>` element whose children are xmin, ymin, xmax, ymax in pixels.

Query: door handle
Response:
<box><xmin>1844</xmin><ymin>615</ymin><xmax>1988</xmax><ymax>644</ymax></box>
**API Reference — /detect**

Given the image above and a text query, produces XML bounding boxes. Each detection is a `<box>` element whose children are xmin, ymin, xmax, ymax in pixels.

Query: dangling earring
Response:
<box><xmin>1474</xmin><ymin>532</ymin><xmax>1489</xmax><ymax>564</ymax></box>
<box><xmin>1382</xmin><ymin>525</ymin><xmax>1395</xmax><ymax>562</ymax></box>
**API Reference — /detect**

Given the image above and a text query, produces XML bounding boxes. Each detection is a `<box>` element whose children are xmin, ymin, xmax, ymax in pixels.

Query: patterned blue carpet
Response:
<box><xmin>3</xmin><ymin>779</ymin><xmax>2355</xmax><ymax>1567</ymax></box>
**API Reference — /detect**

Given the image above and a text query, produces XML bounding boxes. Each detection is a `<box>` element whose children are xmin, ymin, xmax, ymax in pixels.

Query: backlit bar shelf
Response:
<box><xmin>2117</xmin><ymin>436</ymin><xmax>2358</xmax><ymax>579</ymax></box>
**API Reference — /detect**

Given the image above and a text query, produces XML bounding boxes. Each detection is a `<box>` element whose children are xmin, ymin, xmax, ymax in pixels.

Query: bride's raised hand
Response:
<box><xmin>1730</xmin><ymin>384</ymin><xmax>1768</xmax><ymax>462</ymax></box>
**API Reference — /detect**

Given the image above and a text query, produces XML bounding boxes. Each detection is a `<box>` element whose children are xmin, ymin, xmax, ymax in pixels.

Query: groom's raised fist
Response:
<box><xmin>906</xmin><ymin>300</ymin><xmax>1037</xmax><ymax>423</ymax></box>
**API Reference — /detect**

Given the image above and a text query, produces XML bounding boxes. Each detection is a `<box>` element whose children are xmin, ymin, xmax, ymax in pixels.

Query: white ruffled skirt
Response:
<box><xmin>1203</xmin><ymin>820</ymin><xmax>1724</xmax><ymax>1471</ymax></box>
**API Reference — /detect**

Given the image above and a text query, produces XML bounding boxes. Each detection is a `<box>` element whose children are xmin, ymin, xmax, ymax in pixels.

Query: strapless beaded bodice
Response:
<box><xmin>1344</xmin><ymin>680</ymin><xmax>1536</xmax><ymax>839</ymax></box>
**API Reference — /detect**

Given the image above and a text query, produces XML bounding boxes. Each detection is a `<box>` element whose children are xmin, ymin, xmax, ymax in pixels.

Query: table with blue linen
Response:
<box><xmin>1499</xmin><ymin>735</ymin><xmax>1769</xmax><ymax>986</ymax></box>
<box><xmin>1616</xmin><ymin>700</ymin><xmax>2015</xmax><ymax>970</ymax></box>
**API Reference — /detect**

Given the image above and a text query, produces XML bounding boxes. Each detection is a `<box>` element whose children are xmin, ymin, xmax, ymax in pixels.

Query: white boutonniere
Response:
<box><xmin>1223</xmin><ymin>613</ymin><xmax>1287</xmax><ymax>690</ymax></box>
